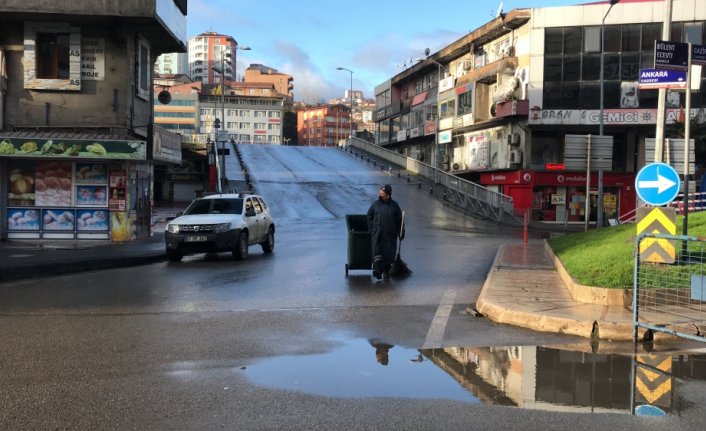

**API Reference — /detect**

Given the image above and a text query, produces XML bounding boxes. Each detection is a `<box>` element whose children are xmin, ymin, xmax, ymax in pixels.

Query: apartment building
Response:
<box><xmin>374</xmin><ymin>0</ymin><xmax>706</xmax><ymax>224</ymax></box>
<box><xmin>188</xmin><ymin>32</ymin><xmax>238</xmax><ymax>85</ymax></box>
<box><xmin>155</xmin><ymin>52</ymin><xmax>189</xmax><ymax>75</ymax></box>
<box><xmin>243</xmin><ymin>64</ymin><xmax>294</xmax><ymax>100</ymax></box>
<box><xmin>0</xmin><ymin>0</ymin><xmax>187</xmax><ymax>241</ymax></box>
<box><xmin>297</xmin><ymin>104</ymin><xmax>354</xmax><ymax>146</ymax></box>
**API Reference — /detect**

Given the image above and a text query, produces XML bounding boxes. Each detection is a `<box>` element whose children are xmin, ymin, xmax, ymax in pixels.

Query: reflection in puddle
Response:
<box><xmin>243</xmin><ymin>338</ymin><xmax>706</xmax><ymax>415</ymax></box>
<box><xmin>244</xmin><ymin>338</ymin><xmax>479</xmax><ymax>403</ymax></box>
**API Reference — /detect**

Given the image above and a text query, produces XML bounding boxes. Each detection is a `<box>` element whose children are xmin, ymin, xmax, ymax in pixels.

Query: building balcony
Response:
<box><xmin>456</xmin><ymin>56</ymin><xmax>518</xmax><ymax>86</ymax></box>
<box><xmin>494</xmin><ymin>99</ymin><xmax>529</xmax><ymax>118</ymax></box>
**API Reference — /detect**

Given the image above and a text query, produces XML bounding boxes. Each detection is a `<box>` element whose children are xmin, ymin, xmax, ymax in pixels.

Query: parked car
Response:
<box><xmin>164</xmin><ymin>193</ymin><xmax>275</xmax><ymax>262</ymax></box>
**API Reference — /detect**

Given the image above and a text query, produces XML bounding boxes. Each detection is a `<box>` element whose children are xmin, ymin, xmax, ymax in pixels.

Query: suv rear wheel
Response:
<box><xmin>261</xmin><ymin>227</ymin><xmax>275</xmax><ymax>253</ymax></box>
<box><xmin>233</xmin><ymin>231</ymin><xmax>249</xmax><ymax>260</ymax></box>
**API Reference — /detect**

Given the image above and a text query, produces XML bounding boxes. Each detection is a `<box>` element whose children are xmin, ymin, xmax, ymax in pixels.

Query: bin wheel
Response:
<box><xmin>345</xmin><ymin>264</ymin><xmax>349</xmax><ymax>276</ymax></box>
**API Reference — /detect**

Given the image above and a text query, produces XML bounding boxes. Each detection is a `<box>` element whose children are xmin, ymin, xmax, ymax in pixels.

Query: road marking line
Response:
<box><xmin>422</xmin><ymin>289</ymin><xmax>456</xmax><ymax>349</ymax></box>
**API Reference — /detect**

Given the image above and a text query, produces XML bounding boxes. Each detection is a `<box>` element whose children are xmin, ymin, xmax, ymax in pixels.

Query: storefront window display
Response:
<box><xmin>5</xmin><ymin>160</ymin><xmax>113</xmax><ymax>239</ymax></box>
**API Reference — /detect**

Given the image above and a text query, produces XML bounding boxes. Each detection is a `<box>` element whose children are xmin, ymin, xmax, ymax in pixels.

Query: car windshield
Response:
<box><xmin>184</xmin><ymin>198</ymin><xmax>243</xmax><ymax>215</ymax></box>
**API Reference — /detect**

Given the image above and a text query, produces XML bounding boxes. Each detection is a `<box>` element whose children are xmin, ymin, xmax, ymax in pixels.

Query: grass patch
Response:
<box><xmin>547</xmin><ymin>210</ymin><xmax>706</xmax><ymax>289</ymax></box>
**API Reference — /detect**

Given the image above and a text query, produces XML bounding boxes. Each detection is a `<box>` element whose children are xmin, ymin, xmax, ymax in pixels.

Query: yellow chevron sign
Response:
<box><xmin>637</xmin><ymin>207</ymin><xmax>676</xmax><ymax>263</ymax></box>
<box><xmin>635</xmin><ymin>353</ymin><xmax>672</xmax><ymax>409</ymax></box>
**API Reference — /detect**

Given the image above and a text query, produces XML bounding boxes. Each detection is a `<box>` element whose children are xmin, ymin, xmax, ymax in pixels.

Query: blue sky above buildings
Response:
<box><xmin>187</xmin><ymin>0</ymin><xmax>574</xmax><ymax>103</ymax></box>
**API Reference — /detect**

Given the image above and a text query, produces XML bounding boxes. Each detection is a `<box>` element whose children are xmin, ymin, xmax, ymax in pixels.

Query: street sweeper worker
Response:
<box><xmin>367</xmin><ymin>184</ymin><xmax>403</xmax><ymax>279</ymax></box>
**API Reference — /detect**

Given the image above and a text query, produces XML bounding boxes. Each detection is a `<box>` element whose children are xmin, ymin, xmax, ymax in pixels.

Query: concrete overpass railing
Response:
<box><xmin>346</xmin><ymin>137</ymin><xmax>518</xmax><ymax>224</ymax></box>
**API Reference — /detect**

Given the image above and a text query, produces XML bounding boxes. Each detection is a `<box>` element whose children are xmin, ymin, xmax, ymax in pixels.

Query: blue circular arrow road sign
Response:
<box><xmin>635</xmin><ymin>162</ymin><xmax>681</xmax><ymax>206</ymax></box>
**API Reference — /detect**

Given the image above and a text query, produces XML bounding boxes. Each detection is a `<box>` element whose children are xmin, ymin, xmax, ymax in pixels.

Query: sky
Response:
<box><xmin>187</xmin><ymin>0</ymin><xmax>577</xmax><ymax>103</ymax></box>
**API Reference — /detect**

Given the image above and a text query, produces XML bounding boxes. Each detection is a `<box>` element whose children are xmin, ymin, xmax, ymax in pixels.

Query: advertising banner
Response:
<box><xmin>0</xmin><ymin>137</ymin><xmax>146</xmax><ymax>160</ymax></box>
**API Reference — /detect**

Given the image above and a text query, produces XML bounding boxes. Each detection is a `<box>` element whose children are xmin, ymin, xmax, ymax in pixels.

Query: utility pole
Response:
<box><xmin>654</xmin><ymin>0</ymin><xmax>674</xmax><ymax>163</ymax></box>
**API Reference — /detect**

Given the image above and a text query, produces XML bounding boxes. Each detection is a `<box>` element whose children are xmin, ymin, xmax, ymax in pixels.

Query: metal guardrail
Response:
<box><xmin>346</xmin><ymin>137</ymin><xmax>518</xmax><ymax>224</ymax></box>
<box><xmin>633</xmin><ymin>233</ymin><xmax>706</xmax><ymax>343</ymax></box>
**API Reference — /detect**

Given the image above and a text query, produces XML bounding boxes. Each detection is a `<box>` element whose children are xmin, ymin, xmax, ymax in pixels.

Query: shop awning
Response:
<box><xmin>412</xmin><ymin>91</ymin><xmax>428</xmax><ymax>106</ymax></box>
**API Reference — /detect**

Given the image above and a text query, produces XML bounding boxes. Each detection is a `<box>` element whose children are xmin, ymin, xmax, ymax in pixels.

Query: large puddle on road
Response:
<box><xmin>242</xmin><ymin>337</ymin><xmax>706</xmax><ymax>415</ymax></box>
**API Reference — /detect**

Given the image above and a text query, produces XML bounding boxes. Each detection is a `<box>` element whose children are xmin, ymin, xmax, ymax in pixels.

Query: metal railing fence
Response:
<box><xmin>346</xmin><ymin>138</ymin><xmax>517</xmax><ymax>223</ymax></box>
<box><xmin>633</xmin><ymin>233</ymin><xmax>706</xmax><ymax>343</ymax></box>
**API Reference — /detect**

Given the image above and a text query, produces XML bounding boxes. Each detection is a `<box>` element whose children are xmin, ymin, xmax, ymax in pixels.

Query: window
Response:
<box><xmin>24</xmin><ymin>22</ymin><xmax>81</xmax><ymax>91</ymax></box>
<box><xmin>136</xmin><ymin>36</ymin><xmax>151</xmax><ymax>100</ymax></box>
<box><xmin>685</xmin><ymin>22</ymin><xmax>703</xmax><ymax>44</ymax></box>
<box><xmin>255</xmin><ymin>110</ymin><xmax>266</xmax><ymax>117</ymax></box>
<box><xmin>254</xmin><ymin>122</ymin><xmax>266</xmax><ymax>130</ymax></box>
<box><xmin>415</xmin><ymin>79</ymin><xmax>423</xmax><ymax>94</ymax></box>
<box><xmin>458</xmin><ymin>91</ymin><xmax>473</xmax><ymax>115</ymax></box>
<box><xmin>563</xmin><ymin>55</ymin><xmax>581</xmax><ymax>81</ymax></box>
<box><xmin>545</xmin><ymin>28</ymin><xmax>563</xmax><ymax>54</ymax></box>
<box><xmin>425</xmin><ymin>105</ymin><xmax>437</xmax><ymax>123</ymax></box>
<box><xmin>268</xmin><ymin>111</ymin><xmax>281</xmax><ymax>118</ymax></box>
<box><xmin>621</xmin><ymin>25</ymin><xmax>641</xmax><ymax>52</ymax></box>
<box><xmin>36</xmin><ymin>33</ymin><xmax>70</xmax><ymax>79</ymax></box>
<box><xmin>440</xmin><ymin>99</ymin><xmax>455</xmax><ymax>119</ymax></box>
<box><xmin>621</xmin><ymin>53</ymin><xmax>640</xmax><ymax>80</ymax></box>
<box><xmin>412</xmin><ymin>109</ymin><xmax>424</xmax><ymax>127</ymax></box>
<box><xmin>584</xmin><ymin>27</ymin><xmax>600</xmax><ymax>53</ymax></box>
<box><xmin>604</xmin><ymin>26</ymin><xmax>621</xmax><ymax>52</ymax></box>
<box><xmin>582</xmin><ymin>54</ymin><xmax>600</xmax><ymax>80</ymax></box>
<box><xmin>544</xmin><ymin>56</ymin><xmax>563</xmax><ymax>82</ymax></box>
<box><xmin>564</xmin><ymin>27</ymin><xmax>582</xmax><ymax>54</ymax></box>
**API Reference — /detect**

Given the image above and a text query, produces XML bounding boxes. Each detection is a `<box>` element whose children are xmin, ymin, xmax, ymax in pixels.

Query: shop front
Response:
<box><xmin>1</xmin><ymin>135</ymin><xmax>152</xmax><ymax>241</ymax></box>
<box><xmin>480</xmin><ymin>170</ymin><xmax>636</xmax><ymax>225</ymax></box>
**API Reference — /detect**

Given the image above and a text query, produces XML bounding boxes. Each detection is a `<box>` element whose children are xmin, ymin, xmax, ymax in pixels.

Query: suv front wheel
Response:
<box><xmin>166</xmin><ymin>249</ymin><xmax>183</xmax><ymax>262</ymax></box>
<box><xmin>261</xmin><ymin>227</ymin><xmax>275</xmax><ymax>253</ymax></box>
<box><xmin>233</xmin><ymin>231</ymin><xmax>249</xmax><ymax>260</ymax></box>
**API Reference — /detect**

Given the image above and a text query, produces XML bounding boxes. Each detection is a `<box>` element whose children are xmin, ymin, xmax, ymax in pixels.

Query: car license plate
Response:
<box><xmin>185</xmin><ymin>235</ymin><xmax>207</xmax><ymax>242</ymax></box>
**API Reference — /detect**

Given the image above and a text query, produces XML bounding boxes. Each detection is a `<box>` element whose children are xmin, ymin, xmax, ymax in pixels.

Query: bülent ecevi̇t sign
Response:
<box><xmin>0</xmin><ymin>137</ymin><xmax>146</xmax><ymax>160</ymax></box>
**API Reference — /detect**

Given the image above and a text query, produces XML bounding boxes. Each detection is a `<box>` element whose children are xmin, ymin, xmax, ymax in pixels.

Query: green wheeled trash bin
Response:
<box><xmin>345</xmin><ymin>214</ymin><xmax>372</xmax><ymax>276</ymax></box>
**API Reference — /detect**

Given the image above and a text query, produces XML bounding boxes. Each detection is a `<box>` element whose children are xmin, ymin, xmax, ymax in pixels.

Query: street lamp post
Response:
<box><xmin>336</xmin><ymin>67</ymin><xmax>354</xmax><ymax>141</ymax></box>
<box><xmin>596</xmin><ymin>0</ymin><xmax>619</xmax><ymax>229</ymax></box>
<box><xmin>212</xmin><ymin>44</ymin><xmax>251</xmax><ymax>191</ymax></box>
<box><xmin>415</xmin><ymin>57</ymin><xmax>444</xmax><ymax>184</ymax></box>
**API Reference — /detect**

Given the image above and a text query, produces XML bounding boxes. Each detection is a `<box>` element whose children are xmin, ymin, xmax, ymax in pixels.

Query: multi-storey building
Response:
<box><xmin>154</xmin><ymin>81</ymin><xmax>201</xmax><ymax>134</ymax></box>
<box><xmin>243</xmin><ymin>64</ymin><xmax>294</xmax><ymax>101</ymax></box>
<box><xmin>152</xmin><ymin>79</ymin><xmax>286</xmax><ymax>200</ymax></box>
<box><xmin>188</xmin><ymin>32</ymin><xmax>238</xmax><ymax>85</ymax></box>
<box><xmin>0</xmin><ymin>0</ymin><xmax>186</xmax><ymax>241</ymax></box>
<box><xmin>297</xmin><ymin>104</ymin><xmax>354</xmax><ymax>146</ymax></box>
<box><xmin>374</xmin><ymin>0</ymin><xmax>706</xmax><ymax>225</ymax></box>
<box><xmin>154</xmin><ymin>52</ymin><xmax>189</xmax><ymax>75</ymax></box>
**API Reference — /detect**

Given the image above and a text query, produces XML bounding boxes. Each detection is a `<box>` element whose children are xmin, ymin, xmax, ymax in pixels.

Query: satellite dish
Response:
<box><xmin>424</xmin><ymin>47</ymin><xmax>430</xmax><ymax>57</ymax></box>
<box><xmin>158</xmin><ymin>90</ymin><xmax>171</xmax><ymax>104</ymax></box>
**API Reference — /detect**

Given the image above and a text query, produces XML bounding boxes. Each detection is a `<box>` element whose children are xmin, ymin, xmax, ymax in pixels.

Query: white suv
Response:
<box><xmin>165</xmin><ymin>193</ymin><xmax>275</xmax><ymax>262</ymax></box>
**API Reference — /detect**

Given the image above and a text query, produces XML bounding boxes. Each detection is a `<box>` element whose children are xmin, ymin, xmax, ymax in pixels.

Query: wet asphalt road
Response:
<box><xmin>1</xmin><ymin>145</ymin><xmax>706</xmax><ymax>430</ymax></box>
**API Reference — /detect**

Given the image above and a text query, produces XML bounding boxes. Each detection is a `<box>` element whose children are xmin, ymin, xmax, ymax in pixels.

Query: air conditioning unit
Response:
<box><xmin>509</xmin><ymin>149</ymin><xmax>522</xmax><ymax>166</ymax></box>
<box><xmin>451</xmin><ymin>162</ymin><xmax>466</xmax><ymax>172</ymax></box>
<box><xmin>507</xmin><ymin>133</ymin><xmax>520</xmax><ymax>146</ymax></box>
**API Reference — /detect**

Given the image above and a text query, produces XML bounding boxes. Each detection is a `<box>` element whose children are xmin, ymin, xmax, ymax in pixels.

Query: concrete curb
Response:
<box><xmin>477</xmin><ymin>270</ymin><xmax>638</xmax><ymax>341</ymax></box>
<box><xmin>477</xmin><ymin>245</ymin><xmax>640</xmax><ymax>341</ymax></box>
<box><xmin>543</xmin><ymin>240</ymin><xmax>630</xmax><ymax>306</ymax></box>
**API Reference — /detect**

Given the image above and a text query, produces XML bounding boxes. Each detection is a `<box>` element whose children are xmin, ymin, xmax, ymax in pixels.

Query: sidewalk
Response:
<box><xmin>477</xmin><ymin>242</ymin><xmax>635</xmax><ymax>341</ymax></box>
<box><xmin>0</xmin><ymin>204</ymin><xmax>185</xmax><ymax>283</ymax></box>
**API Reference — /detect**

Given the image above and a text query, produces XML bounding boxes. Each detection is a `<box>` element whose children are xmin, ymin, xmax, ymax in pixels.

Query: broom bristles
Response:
<box><xmin>390</xmin><ymin>254</ymin><xmax>412</xmax><ymax>276</ymax></box>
